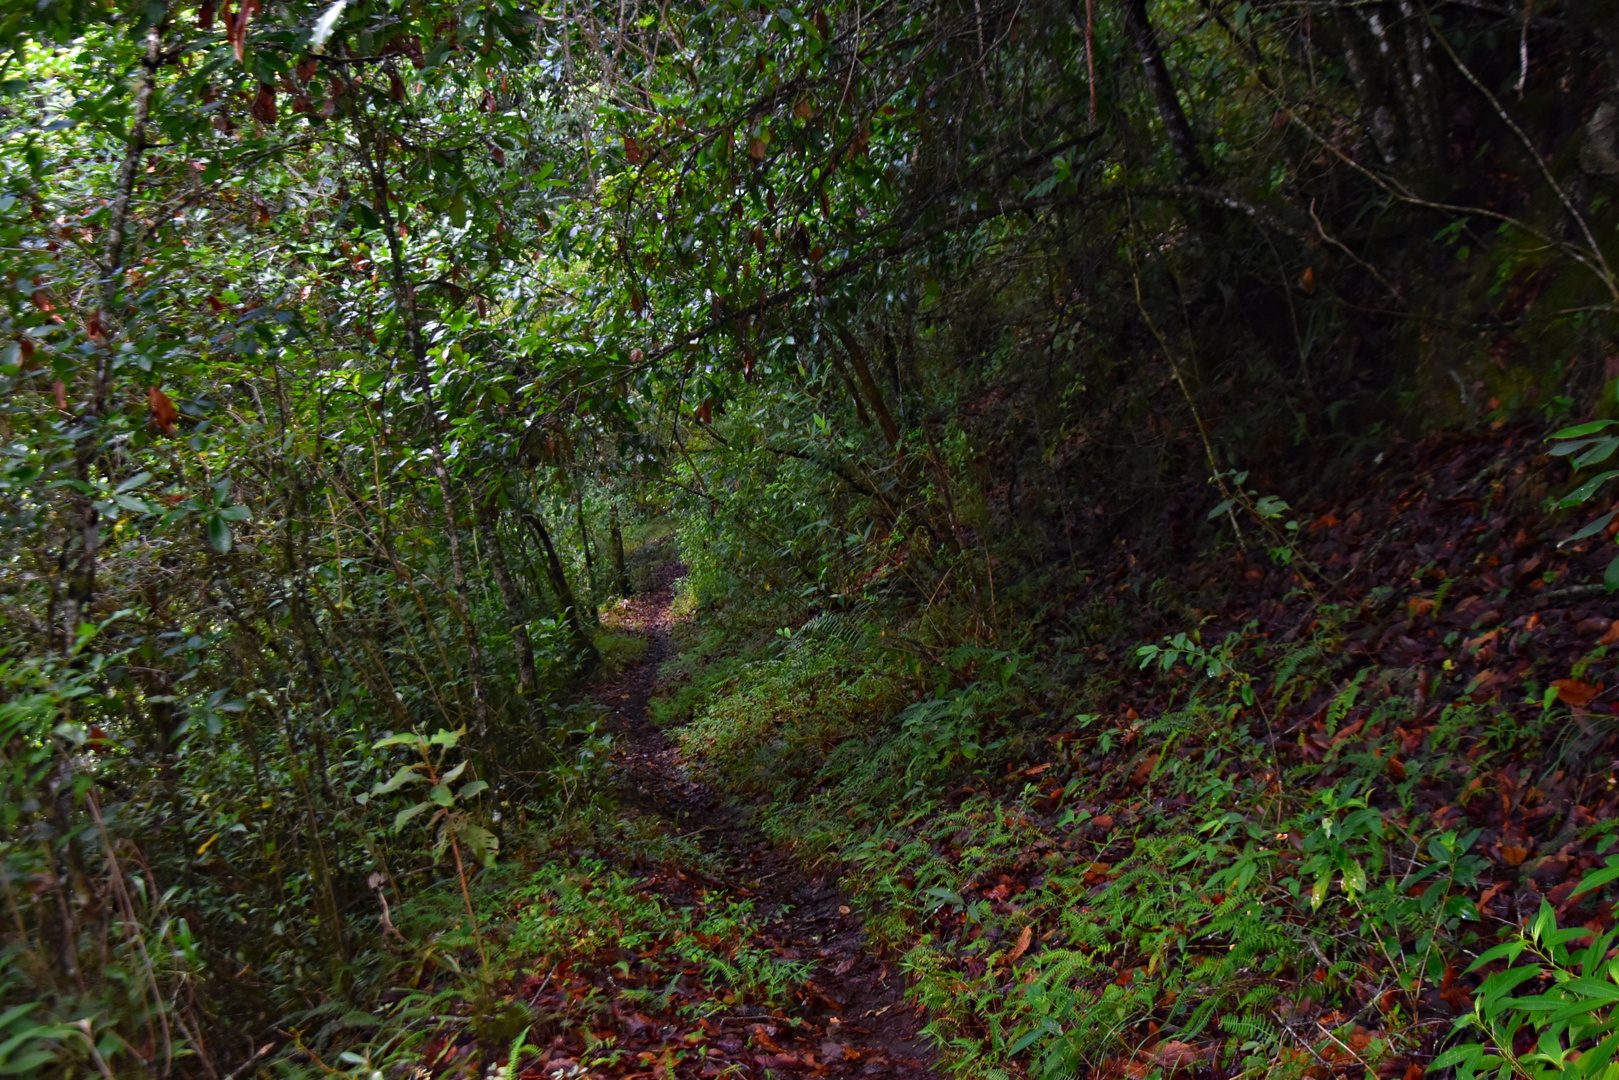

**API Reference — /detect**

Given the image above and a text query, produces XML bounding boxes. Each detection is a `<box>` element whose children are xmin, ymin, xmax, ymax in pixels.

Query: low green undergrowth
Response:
<box><xmin>655</xmin><ymin>600</ymin><xmax>1619</xmax><ymax>1078</ymax></box>
<box><xmin>499</xmin><ymin>859</ymin><xmax>810</xmax><ymax>1015</ymax></box>
<box><xmin>269</xmin><ymin>806</ymin><xmax>812</xmax><ymax>1077</ymax></box>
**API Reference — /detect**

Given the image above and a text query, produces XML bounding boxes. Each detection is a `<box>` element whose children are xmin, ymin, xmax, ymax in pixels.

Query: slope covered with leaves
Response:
<box><xmin>646</xmin><ymin>422</ymin><xmax>1619</xmax><ymax>1078</ymax></box>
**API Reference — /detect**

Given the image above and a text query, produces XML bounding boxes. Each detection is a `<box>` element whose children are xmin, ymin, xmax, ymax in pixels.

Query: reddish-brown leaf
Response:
<box><xmin>1553</xmin><ymin>678</ymin><xmax>1601</xmax><ymax>708</ymax></box>
<box><xmin>148</xmin><ymin>387</ymin><xmax>178</xmax><ymax>434</ymax></box>
<box><xmin>1007</xmin><ymin>923</ymin><xmax>1032</xmax><ymax>963</ymax></box>
<box><xmin>53</xmin><ymin>379</ymin><xmax>67</xmax><ymax>412</ymax></box>
<box><xmin>250</xmin><ymin>83</ymin><xmax>277</xmax><ymax>125</ymax></box>
<box><xmin>1151</xmin><ymin>1040</ymin><xmax>1199</xmax><ymax>1071</ymax></box>
<box><xmin>84</xmin><ymin>311</ymin><xmax>107</xmax><ymax>346</ymax></box>
<box><xmin>1130</xmin><ymin>753</ymin><xmax>1160</xmax><ymax>785</ymax></box>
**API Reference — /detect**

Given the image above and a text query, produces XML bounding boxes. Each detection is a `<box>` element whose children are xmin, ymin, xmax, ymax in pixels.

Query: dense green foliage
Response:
<box><xmin>2</xmin><ymin>0</ymin><xmax>1617</xmax><ymax>1073</ymax></box>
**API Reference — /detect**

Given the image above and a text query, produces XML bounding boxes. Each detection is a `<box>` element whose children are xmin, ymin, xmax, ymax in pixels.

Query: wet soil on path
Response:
<box><xmin>588</xmin><ymin>577</ymin><xmax>938</xmax><ymax>1079</ymax></box>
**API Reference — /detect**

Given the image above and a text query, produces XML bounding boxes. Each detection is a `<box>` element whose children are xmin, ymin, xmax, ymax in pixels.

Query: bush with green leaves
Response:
<box><xmin>1435</xmin><ymin>859</ymin><xmax>1619</xmax><ymax>1080</ymax></box>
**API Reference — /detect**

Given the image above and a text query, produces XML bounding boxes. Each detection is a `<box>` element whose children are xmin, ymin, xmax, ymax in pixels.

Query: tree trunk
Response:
<box><xmin>357</xmin><ymin>117</ymin><xmax>491</xmax><ymax>748</ymax></box>
<box><xmin>574</xmin><ymin>485</ymin><xmax>599</xmax><ymax>620</ymax></box>
<box><xmin>610</xmin><ymin>509</ymin><xmax>630</xmax><ymax>596</ymax></box>
<box><xmin>477</xmin><ymin>497</ymin><xmax>537</xmax><ymax>696</ymax></box>
<box><xmin>522</xmin><ymin>507</ymin><xmax>600</xmax><ymax>672</ymax></box>
<box><xmin>833</xmin><ymin>325</ymin><xmax>901</xmax><ymax>449</ymax></box>
<box><xmin>66</xmin><ymin>10</ymin><xmax>167</xmax><ymax>637</ymax></box>
<box><xmin>1121</xmin><ymin>0</ymin><xmax>1205</xmax><ymax>180</ymax></box>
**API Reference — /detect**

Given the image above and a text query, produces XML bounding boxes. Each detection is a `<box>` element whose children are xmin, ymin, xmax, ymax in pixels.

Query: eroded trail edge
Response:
<box><xmin>590</xmin><ymin>580</ymin><xmax>937</xmax><ymax>1079</ymax></box>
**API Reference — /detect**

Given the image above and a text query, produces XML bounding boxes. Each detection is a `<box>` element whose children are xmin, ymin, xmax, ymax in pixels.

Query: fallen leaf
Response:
<box><xmin>1552</xmin><ymin>679</ymin><xmax>1601</xmax><ymax>708</ymax></box>
<box><xmin>1130</xmin><ymin>753</ymin><xmax>1160</xmax><ymax>785</ymax></box>
<box><xmin>1500</xmin><ymin>844</ymin><xmax>1531</xmax><ymax>867</ymax></box>
<box><xmin>1151</xmin><ymin>1040</ymin><xmax>1199</xmax><ymax>1070</ymax></box>
<box><xmin>1476</xmin><ymin>881</ymin><xmax>1508</xmax><ymax>915</ymax></box>
<box><xmin>1008</xmin><ymin>923</ymin><xmax>1032</xmax><ymax>963</ymax></box>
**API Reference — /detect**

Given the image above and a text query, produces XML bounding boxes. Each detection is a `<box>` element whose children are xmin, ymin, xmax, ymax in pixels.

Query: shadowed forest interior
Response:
<box><xmin>5</xmin><ymin>0</ymin><xmax>1619</xmax><ymax>1075</ymax></box>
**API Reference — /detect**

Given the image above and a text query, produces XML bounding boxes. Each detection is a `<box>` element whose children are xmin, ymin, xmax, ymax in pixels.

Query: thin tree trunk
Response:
<box><xmin>356</xmin><ymin>114</ymin><xmax>491</xmax><ymax>746</ymax></box>
<box><xmin>522</xmin><ymin>507</ymin><xmax>600</xmax><ymax>671</ymax></box>
<box><xmin>610</xmin><ymin>509</ymin><xmax>629</xmax><ymax>596</ymax></box>
<box><xmin>828</xmin><ymin>350</ymin><xmax>874</xmax><ymax>430</ymax></box>
<box><xmin>834</xmin><ymin>325</ymin><xmax>901</xmax><ymax>449</ymax></box>
<box><xmin>574</xmin><ymin>485</ymin><xmax>599</xmax><ymax>619</ymax></box>
<box><xmin>69</xmin><ymin>10</ymin><xmax>167</xmax><ymax>633</ymax></box>
<box><xmin>477</xmin><ymin>497</ymin><xmax>537</xmax><ymax>696</ymax></box>
<box><xmin>1121</xmin><ymin>0</ymin><xmax>1205</xmax><ymax>180</ymax></box>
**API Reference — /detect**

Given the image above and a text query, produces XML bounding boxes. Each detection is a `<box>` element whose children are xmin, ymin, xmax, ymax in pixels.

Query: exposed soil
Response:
<box><xmin>590</xmin><ymin>572</ymin><xmax>938</xmax><ymax>1079</ymax></box>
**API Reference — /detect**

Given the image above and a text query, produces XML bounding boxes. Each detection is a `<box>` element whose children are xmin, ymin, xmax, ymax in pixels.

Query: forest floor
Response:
<box><xmin>576</xmin><ymin>424</ymin><xmax>1619</xmax><ymax>1080</ymax></box>
<box><xmin>418</xmin><ymin>425</ymin><xmax>1619</xmax><ymax>1080</ymax></box>
<box><xmin>468</xmin><ymin>571</ymin><xmax>939</xmax><ymax>1079</ymax></box>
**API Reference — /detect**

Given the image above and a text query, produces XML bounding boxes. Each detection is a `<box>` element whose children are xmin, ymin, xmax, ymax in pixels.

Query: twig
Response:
<box><xmin>222</xmin><ymin>1042</ymin><xmax>276</xmax><ymax>1080</ymax></box>
<box><xmin>528</xmin><ymin>963</ymin><xmax>561</xmax><ymax>1007</ymax></box>
<box><xmin>1314</xmin><ymin>1018</ymin><xmax>1376</xmax><ymax>1074</ymax></box>
<box><xmin>1535</xmin><ymin>583</ymin><xmax>1610</xmax><ymax>601</ymax></box>
<box><xmin>1419</xmin><ymin>0</ymin><xmax>1614</xmax><ymax>300</ymax></box>
<box><xmin>70</xmin><ymin>1021</ymin><xmax>116</xmax><ymax>1080</ymax></box>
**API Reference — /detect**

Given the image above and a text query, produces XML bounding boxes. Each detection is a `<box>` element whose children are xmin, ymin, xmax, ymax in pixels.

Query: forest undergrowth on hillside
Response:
<box><xmin>638</xmin><ymin>423</ymin><xmax>1619</xmax><ymax>1080</ymax></box>
<box><xmin>7</xmin><ymin>0</ymin><xmax>1619</xmax><ymax>1074</ymax></box>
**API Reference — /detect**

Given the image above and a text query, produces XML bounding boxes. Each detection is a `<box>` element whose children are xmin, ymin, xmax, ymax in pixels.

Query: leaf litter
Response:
<box><xmin>402</xmin><ymin>424</ymin><xmax>1619</xmax><ymax>1079</ymax></box>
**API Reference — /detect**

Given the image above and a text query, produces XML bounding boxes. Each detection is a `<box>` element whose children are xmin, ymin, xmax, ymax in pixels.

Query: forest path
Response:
<box><xmin>588</xmin><ymin>575</ymin><xmax>938</xmax><ymax>1079</ymax></box>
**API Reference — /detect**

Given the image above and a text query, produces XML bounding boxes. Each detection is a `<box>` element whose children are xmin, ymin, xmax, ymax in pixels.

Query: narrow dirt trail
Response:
<box><xmin>590</xmin><ymin>576</ymin><xmax>938</xmax><ymax>1079</ymax></box>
